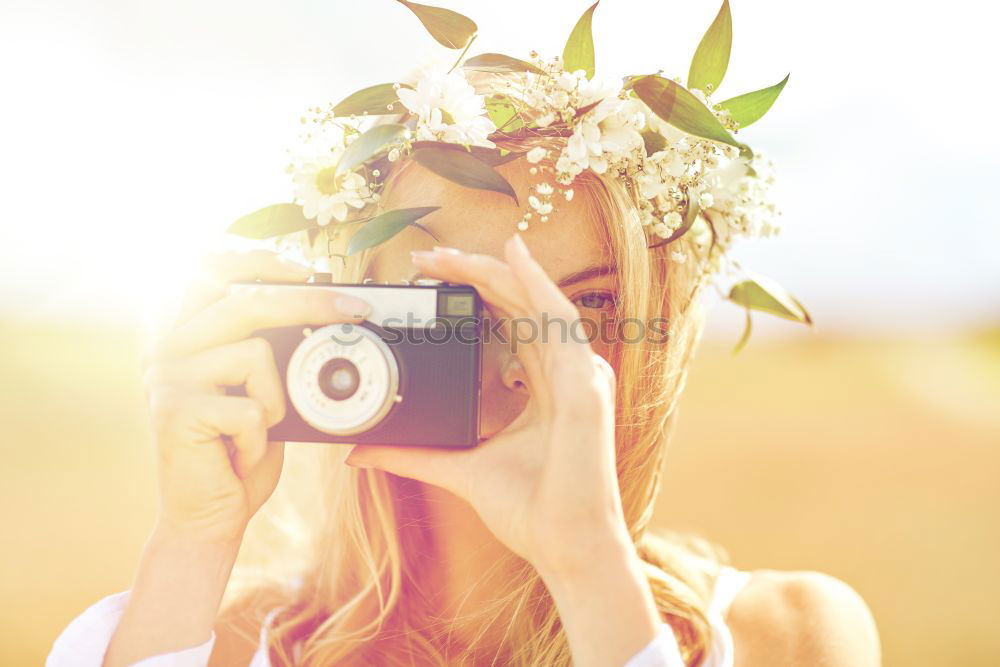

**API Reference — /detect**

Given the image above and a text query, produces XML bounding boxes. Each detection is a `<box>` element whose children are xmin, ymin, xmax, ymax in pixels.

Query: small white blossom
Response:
<box><xmin>663</xmin><ymin>211</ymin><xmax>683</xmax><ymax>230</ymax></box>
<box><xmin>535</xmin><ymin>112</ymin><xmax>557</xmax><ymax>127</ymax></box>
<box><xmin>526</xmin><ymin>146</ymin><xmax>547</xmax><ymax>164</ymax></box>
<box><xmin>548</xmin><ymin>90</ymin><xmax>570</xmax><ymax>109</ymax></box>
<box><xmin>557</xmin><ymin>71</ymin><xmax>578</xmax><ymax>91</ymax></box>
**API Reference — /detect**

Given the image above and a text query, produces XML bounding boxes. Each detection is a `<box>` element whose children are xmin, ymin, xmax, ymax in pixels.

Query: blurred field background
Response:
<box><xmin>3</xmin><ymin>319</ymin><xmax>998</xmax><ymax>665</ymax></box>
<box><xmin>3</xmin><ymin>0</ymin><xmax>999</xmax><ymax>664</ymax></box>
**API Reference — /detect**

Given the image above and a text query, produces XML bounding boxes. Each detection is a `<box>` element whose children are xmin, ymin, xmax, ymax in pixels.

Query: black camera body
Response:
<box><xmin>227</xmin><ymin>276</ymin><xmax>483</xmax><ymax>448</ymax></box>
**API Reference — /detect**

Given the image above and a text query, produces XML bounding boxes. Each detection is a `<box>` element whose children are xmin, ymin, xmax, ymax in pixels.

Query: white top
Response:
<box><xmin>47</xmin><ymin>566</ymin><xmax>752</xmax><ymax>667</ymax></box>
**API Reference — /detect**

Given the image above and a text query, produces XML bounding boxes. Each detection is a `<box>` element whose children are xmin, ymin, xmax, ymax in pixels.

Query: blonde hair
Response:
<box><xmin>221</xmin><ymin>103</ymin><xmax>731</xmax><ymax>667</ymax></box>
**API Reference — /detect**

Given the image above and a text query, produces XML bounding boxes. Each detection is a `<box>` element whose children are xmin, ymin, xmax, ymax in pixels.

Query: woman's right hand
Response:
<box><xmin>140</xmin><ymin>249</ymin><xmax>371</xmax><ymax>546</ymax></box>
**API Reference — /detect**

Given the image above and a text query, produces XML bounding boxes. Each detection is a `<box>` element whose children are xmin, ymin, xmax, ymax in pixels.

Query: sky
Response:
<box><xmin>0</xmin><ymin>0</ymin><xmax>997</xmax><ymax>340</ymax></box>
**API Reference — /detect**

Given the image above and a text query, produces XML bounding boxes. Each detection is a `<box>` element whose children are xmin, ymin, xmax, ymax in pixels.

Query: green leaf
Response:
<box><xmin>688</xmin><ymin>0</ymin><xmax>733</xmax><ymax>94</ymax></box>
<box><xmin>410</xmin><ymin>140</ymin><xmax>523</xmax><ymax>166</ymax></box>
<box><xmin>397</xmin><ymin>0</ymin><xmax>477</xmax><ymax>49</ymax></box>
<box><xmin>228</xmin><ymin>203</ymin><xmax>315</xmax><ymax>240</ymax></box>
<box><xmin>641</xmin><ymin>130</ymin><xmax>666</xmax><ymax>156</ymax></box>
<box><xmin>337</xmin><ymin>123</ymin><xmax>407</xmax><ymax>175</ymax></box>
<box><xmin>727</xmin><ymin>273</ymin><xmax>813</xmax><ymax>325</ymax></box>
<box><xmin>485</xmin><ymin>95</ymin><xmax>524</xmax><ymax>132</ymax></box>
<box><xmin>732</xmin><ymin>306</ymin><xmax>753</xmax><ymax>354</ymax></box>
<box><xmin>412</xmin><ymin>145</ymin><xmax>519</xmax><ymax>204</ymax></box>
<box><xmin>563</xmin><ymin>1</ymin><xmax>599</xmax><ymax>80</ymax></box>
<box><xmin>621</xmin><ymin>73</ymin><xmax>647</xmax><ymax>90</ymax></box>
<box><xmin>332</xmin><ymin>83</ymin><xmax>406</xmax><ymax>117</ymax></box>
<box><xmin>347</xmin><ymin>207</ymin><xmax>441</xmax><ymax>255</ymax></box>
<box><xmin>718</xmin><ymin>73</ymin><xmax>789</xmax><ymax>128</ymax></box>
<box><xmin>463</xmin><ymin>53</ymin><xmax>544</xmax><ymax>75</ymax></box>
<box><xmin>631</xmin><ymin>75</ymin><xmax>751</xmax><ymax>158</ymax></box>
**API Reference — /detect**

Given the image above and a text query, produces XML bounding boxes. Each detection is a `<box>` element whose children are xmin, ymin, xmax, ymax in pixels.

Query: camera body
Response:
<box><xmin>227</xmin><ymin>276</ymin><xmax>483</xmax><ymax>448</ymax></box>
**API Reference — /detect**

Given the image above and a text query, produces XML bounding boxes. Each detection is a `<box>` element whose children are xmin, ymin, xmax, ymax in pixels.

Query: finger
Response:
<box><xmin>145</xmin><ymin>337</ymin><xmax>286</xmax><ymax>427</ymax></box>
<box><xmin>410</xmin><ymin>247</ymin><xmax>552</xmax><ymax>407</ymax></box>
<box><xmin>505</xmin><ymin>233</ymin><xmax>594</xmax><ymax>375</ymax></box>
<box><xmin>174</xmin><ymin>250</ymin><xmax>314</xmax><ymax>326</ymax></box>
<box><xmin>243</xmin><ymin>441</ymin><xmax>285</xmax><ymax>510</ymax></box>
<box><xmin>159</xmin><ymin>392</ymin><xmax>270</xmax><ymax>479</ymax></box>
<box><xmin>150</xmin><ymin>285</ymin><xmax>370</xmax><ymax>362</ymax></box>
<box><xmin>410</xmin><ymin>248</ymin><xmax>532</xmax><ymax>319</ymax></box>
<box><xmin>345</xmin><ymin>444</ymin><xmax>472</xmax><ymax>500</ymax></box>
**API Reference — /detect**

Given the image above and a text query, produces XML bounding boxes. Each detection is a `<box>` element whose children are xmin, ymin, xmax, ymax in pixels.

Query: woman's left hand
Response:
<box><xmin>345</xmin><ymin>233</ymin><xmax>633</xmax><ymax>578</ymax></box>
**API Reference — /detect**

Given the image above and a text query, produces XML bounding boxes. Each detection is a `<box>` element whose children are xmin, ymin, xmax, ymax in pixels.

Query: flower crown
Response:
<box><xmin>229</xmin><ymin>0</ymin><xmax>812</xmax><ymax>350</ymax></box>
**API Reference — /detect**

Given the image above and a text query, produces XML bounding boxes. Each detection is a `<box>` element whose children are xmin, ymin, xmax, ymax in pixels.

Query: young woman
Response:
<box><xmin>48</xmin><ymin>70</ymin><xmax>881</xmax><ymax>666</ymax></box>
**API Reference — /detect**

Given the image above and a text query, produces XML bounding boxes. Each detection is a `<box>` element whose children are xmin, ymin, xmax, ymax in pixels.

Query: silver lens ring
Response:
<box><xmin>286</xmin><ymin>323</ymin><xmax>399</xmax><ymax>436</ymax></box>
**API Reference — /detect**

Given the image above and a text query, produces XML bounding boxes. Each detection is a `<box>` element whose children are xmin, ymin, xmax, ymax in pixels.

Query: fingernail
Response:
<box><xmin>336</xmin><ymin>295</ymin><xmax>370</xmax><ymax>318</ymax></box>
<box><xmin>432</xmin><ymin>245</ymin><xmax>462</xmax><ymax>255</ymax></box>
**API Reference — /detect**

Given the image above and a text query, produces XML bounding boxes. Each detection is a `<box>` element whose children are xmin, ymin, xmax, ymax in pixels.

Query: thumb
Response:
<box><xmin>243</xmin><ymin>441</ymin><xmax>285</xmax><ymax>513</ymax></box>
<box><xmin>346</xmin><ymin>444</ymin><xmax>471</xmax><ymax>499</ymax></box>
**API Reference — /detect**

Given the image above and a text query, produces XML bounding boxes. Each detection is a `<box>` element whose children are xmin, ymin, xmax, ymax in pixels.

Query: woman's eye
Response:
<box><xmin>572</xmin><ymin>291</ymin><xmax>617</xmax><ymax>310</ymax></box>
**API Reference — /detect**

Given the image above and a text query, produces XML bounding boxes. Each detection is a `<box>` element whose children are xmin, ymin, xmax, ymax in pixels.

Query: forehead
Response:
<box><xmin>367</xmin><ymin>157</ymin><xmax>610</xmax><ymax>282</ymax></box>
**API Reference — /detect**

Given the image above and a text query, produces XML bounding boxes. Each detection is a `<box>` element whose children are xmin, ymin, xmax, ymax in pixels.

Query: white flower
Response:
<box><xmin>397</xmin><ymin>62</ymin><xmax>496</xmax><ymax>148</ymax></box>
<box><xmin>563</xmin><ymin>77</ymin><xmax>643</xmax><ymax>176</ymax></box>
<box><xmin>526</xmin><ymin>146</ymin><xmax>547</xmax><ymax>164</ymax></box>
<box><xmin>547</xmin><ymin>89</ymin><xmax>570</xmax><ymax>109</ymax></box>
<box><xmin>662</xmin><ymin>211</ymin><xmax>683</xmax><ymax>230</ymax></box>
<box><xmin>292</xmin><ymin>150</ymin><xmax>371</xmax><ymax>226</ymax></box>
<box><xmin>536</xmin><ymin>182</ymin><xmax>554</xmax><ymax>195</ymax></box>
<box><xmin>557</xmin><ymin>70</ymin><xmax>580</xmax><ymax>91</ymax></box>
<box><xmin>671</xmin><ymin>250</ymin><xmax>687</xmax><ymax>264</ymax></box>
<box><xmin>705</xmin><ymin>157</ymin><xmax>751</xmax><ymax>208</ymax></box>
<box><xmin>698</xmin><ymin>191</ymin><xmax>715</xmax><ymax>209</ymax></box>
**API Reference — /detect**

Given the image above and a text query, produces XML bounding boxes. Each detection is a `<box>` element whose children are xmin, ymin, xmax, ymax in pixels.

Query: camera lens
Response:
<box><xmin>317</xmin><ymin>357</ymin><xmax>360</xmax><ymax>401</ymax></box>
<box><xmin>286</xmin><ymin>324</ymin><xmax>399</xmax><ymax>436</ymax></box>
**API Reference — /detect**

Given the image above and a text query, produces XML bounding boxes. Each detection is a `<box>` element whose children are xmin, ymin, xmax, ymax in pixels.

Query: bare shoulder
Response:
<box><xmin>725</xmin><ymin>568</ymin><xmax>882</xmax><ymax>667</ymax></box>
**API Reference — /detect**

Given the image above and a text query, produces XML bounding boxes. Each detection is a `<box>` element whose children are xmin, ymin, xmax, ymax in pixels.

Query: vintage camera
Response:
<box><xmin>227</xmin><ymin>275</ymin><xmax>483</xmax><ymax>448</ymax></box>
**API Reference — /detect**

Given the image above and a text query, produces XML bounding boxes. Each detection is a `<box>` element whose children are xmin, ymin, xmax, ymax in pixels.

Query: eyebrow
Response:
<box><xmin>555</xmin><ymin>263</ymin><xmax>617</xmax><ymax>288</ymax></box>
<box><xmin>407</xmin><ymin>263</ymin><xmax>617</xmax><ymax>288</ymax></box>
<box><xmin>407</xmin><ymin>264</ymin><xmax>617</xmax><ymax>287</ymax></box>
